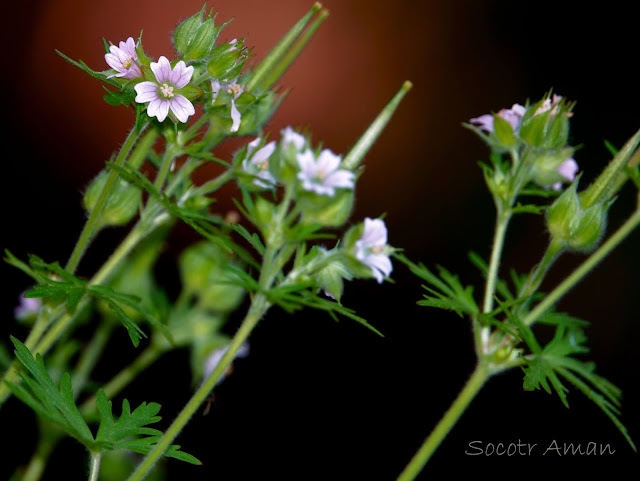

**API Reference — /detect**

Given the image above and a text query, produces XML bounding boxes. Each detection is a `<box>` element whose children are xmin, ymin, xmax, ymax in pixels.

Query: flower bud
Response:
<box><xmin>315</xmin><ymin>257</ymin><xmax>352</xmax><ymax>302</ymax></box>
<box><xmin>567</xmin><ymin>201</ymin><xmax>608</xmax><ymax>251</ymax></box>
<box><xmin>547</xmin><ymin>182</ymin><xmax>580</xmax><ymax>240</ymax></box>
<box><xmin>179</xmin><ymin>241</ymin><xmax>245</xmax><ymax>312</ymax></box>
<box><xmin>173</xmin><ymin>7</ymin><xmax>222</xmax><ymax>61</ymax></box>
<box><xmin>207</xmin><ymin>39</ymin><xmax>249</xmax><ymax>82</ymax></box>
<box><xmin>83</xmin><ymin>171</ymin><xmax>141</xmax><ymax>227</ymax></box>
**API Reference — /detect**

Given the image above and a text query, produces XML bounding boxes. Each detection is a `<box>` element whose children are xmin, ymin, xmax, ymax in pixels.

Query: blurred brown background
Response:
<box><xmin>2</xmin><ymin>0</ymin><xmax>639</xmax><ymax>479</ymax></box>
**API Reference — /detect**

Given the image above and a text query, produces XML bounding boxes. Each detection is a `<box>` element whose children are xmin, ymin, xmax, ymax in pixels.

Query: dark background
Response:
<box><xmin>2</xmin><ymin>0</ymin><xmax>638</xmax><ymax>479</ymax></box>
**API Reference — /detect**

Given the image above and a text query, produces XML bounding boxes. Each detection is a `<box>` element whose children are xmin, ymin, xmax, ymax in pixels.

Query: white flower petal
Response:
<box><xmin>151</xmin><ymin>56</ymin><xmax>172</xmax><ymax>83</ymax></box>
<box><xmin>171</xmin><ymin>61</ymin><xmax>194</xmax><ymax>88</ymax></box>
<box><xmin>325</xmin><ymin>170</ymin><xmax>355</xmax><ymax>189</ymax></box>
<box><xmin>361</xmin><ymin>218</ymin><xmax>387</xmax><ymax>246</ymax></box>
<box><xmin>230</xmin><ymin>99</ymin><xmax>241</xmax><ymax>132</ymax></box>
<box><xmin>281</xmin><ymin>126</ymin><xmax>305</xmax><ymax>150</ymax></box>
<box><xmin>170</xmin><ymin>95</ymin><xmax>195</xmax><ymax>123</ymax></box>
<box><xmin>316</xmin><ymin>149</ymin><xmax>341</xmax><ymax>173</ymax></box>
<box><xmin>134</xmin><ymin>82</ymin><xmax>159</xmax><ymax>103</ymax></box>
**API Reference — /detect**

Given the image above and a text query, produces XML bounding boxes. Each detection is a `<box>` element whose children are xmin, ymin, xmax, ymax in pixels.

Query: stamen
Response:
<box><xmin>160</xmin><ymin>83</ymin><xmax>175</xmax><ymax>99</ymax></box>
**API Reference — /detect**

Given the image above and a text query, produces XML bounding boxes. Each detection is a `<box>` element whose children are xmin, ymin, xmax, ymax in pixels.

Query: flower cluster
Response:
<box><xmin>469</xmin><ymin>93</ymin><xmax>578</xmax><ymax>191</ymax></box>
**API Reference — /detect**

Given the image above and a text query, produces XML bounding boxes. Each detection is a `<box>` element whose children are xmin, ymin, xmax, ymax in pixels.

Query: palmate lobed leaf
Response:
<box><xmin>522</xmin><ymin>324</ymin><xmax>635</xmax><ymax>450</ymax></box>
<box><xmin>95</xmin><ymin>390</ymin><xmax>201</xmax><ymax>464</ymax></box>
<box><xmin>7</xmin><ymin>338</ymin><xmax>95</xmax><ymax>445</ymax></box>
<box><xmin>7</xmin><ymin>340</ymin><xmax>201</xmax><ymax>464</ymax></box>
<box><xmin>395</xmin><ymin>254</ymin><xmax>478</xmax><ymax>317</ymax></box>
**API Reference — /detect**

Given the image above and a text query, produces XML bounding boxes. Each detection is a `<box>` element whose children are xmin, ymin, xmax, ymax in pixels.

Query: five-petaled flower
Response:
<box><xmin>355</xmin><ymin>218</ymin><xmax>392</xmax><ymax>283</ymax></box>
<box><xmin>296</xmin><ymin>149</ymin><xmax>354</xmax><ymax>196</ymax></box>
<box><xmin>242</xmin><ymin>138</ymin><xmax>277</xmax><ymax>188</ymax></box>
<box><xmin>134</xmin><ymin>56</ymin><xmax>195</xmax><ymax>123</ymax></box>
<box><xmin>105</xmin><ymin>37</ymin><xmax>142</xmax><ymax>79</ymax></box>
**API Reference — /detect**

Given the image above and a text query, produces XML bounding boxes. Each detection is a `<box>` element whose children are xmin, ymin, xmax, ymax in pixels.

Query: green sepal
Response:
<box><xmin>297</xmin><ymin>190</ymin><xmax>354</xmax><ymax>227</ymax></box>
<box><xmin>175</xmin><ymin>82</ymin><xmax>205</xmax><ymax>101</ymax></box>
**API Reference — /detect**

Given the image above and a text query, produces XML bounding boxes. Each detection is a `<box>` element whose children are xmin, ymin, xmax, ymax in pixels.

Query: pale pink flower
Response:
<box><xmin>297</xmin><ymin>149</ymin><xmax>354</xmax><ymax>196</ymax></box>
<box><xmin>470</xmin><ymin>104</ymin><xmax>526</xmax><ymax>134</ymax></box>
<box><xmin>355</xmin><ymin>218</ymin><xmax>392</xmax><ymax>283</ymax></box>
<box><xmin>552</xmin><ymin>157</ymin><xmax>579</xmax><ymax>190</ymax></box>
<box><xmin>242</xmin><ymin>138</ymin><xmax>277</xmax><ymax>188</ymax></box>
<box><xmin>134</xmin><ymin>56</ymin><xmax>195</xmax><ymax>123</ymax></box>
<box><xmin>105</xmin><ymin>37</ymin><xmax>142</xmax><ymax>79</ymax></box>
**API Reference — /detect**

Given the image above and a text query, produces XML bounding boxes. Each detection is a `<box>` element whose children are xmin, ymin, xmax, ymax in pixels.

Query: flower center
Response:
<box><xmin>314</xmin><ymin>169</ymin><xmax>327</xmax><ymax>181</ymax></box>
<box><xmin>122</xmin><ymin>57</ymin><xmax>133</xmax><ymax>69</ymax></box>
<box><xmin>228</xmin><ymin>84</ymin><xmax>242</xmax><ymax>97</ymax></box>
<box><xmin>159</xmin><ymin>83</ymin><xmax>175</xmax><ymax>99</ymax></box>
<box><xmin>371</xmin><ymin>245</ymin><xmax>384</xmax><ymax>254</ymax></box>
<box><xmin>258</xmin><ymin>160</ymin><xmax>269</xmax><ymax>171</ymax></box>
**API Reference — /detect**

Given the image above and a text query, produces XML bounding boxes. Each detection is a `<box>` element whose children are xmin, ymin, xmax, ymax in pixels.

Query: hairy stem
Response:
<box><xmin>396</xmin><ymin>364</ymin><xmax>491</xmax><ymax>481</ymax></box>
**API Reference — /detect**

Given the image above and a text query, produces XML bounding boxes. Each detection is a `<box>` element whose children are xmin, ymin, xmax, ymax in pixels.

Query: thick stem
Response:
<box><xmin>523</xmin><ymin>209</ymin><xmax>640</xmax><ymax>326</ymax></box>
<box><xmin>396</xmin><ymin>364</ymin><xmax>491</xmax><ymax>481</ymax></box>
<box><xmin>127</xmin><ymin>295</ymin><xmax>270</xmax><ymax>481</ymax></box>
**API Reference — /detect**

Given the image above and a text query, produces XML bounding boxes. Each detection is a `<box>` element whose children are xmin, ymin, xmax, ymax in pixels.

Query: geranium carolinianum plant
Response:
<box><xmin>0</xmin><ymin>4</ymin><xmax>412</xmax><ymax>480</ymax></box>
<box><xmin>395</xmin><ymin>93</ymin><xmax>640</xmax><ymax>480</ymax></box>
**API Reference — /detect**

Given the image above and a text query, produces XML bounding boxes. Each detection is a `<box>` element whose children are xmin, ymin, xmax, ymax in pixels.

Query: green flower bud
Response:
<box><xmin>174</xmin><ymin>6</ymin><xmax>222</xmax><ymax>61</ymax></box>
<box><xmin>252</xmin><ymin>196</ymin><xmax>277</xmax><ymax>238</ymax></box>
<box><xmin>547</xmin><ymin>182</ymin><xmax>580</xmax><ymax>240</ymax></box>
<box><xmin>207</xmin><ymin>39</ymin><xmax>249</xmax><ymax>82</ymax></box>
<box><xmin>179</xmin><ymin>241</ymin><xmax>245</xmax><ymax>312</ymax></box>
<box><xmin>567</xmin><ymin>201</ymin><xmax>609</xmax><ymax>251</ymax></box>
<box><xmin>83</xmin><ymin>171</ymin><xmax>141</xmax><ymax>227</ymax></box>
<box><xmin>315</xmin><ymin>257</ymin><xmax>352</xmax><ymax>302</ymax></box>
<box><xmin>519</xmin><ymin>94</ymin><xmax>573</xmax><ymax>149</ymax></box>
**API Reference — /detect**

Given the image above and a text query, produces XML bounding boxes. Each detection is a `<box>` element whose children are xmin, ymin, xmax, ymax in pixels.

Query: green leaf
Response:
<box><xmin>95</xmin><ymin>390</ymin><xmax>201</xmax><ymax>464</ymax></box>
<box><xmin>7</xmin><ymin>338</ymin><xmax>94</xmax><ymax>445</ymax></box>
<box><xmin>396</xmin><ymin>254</ymin><xmax>478</xmax><ymax>317</ymax></box>
<box><xmin>522</xmin><ymin>325</ymin><xmax>635</xmax><ymax>450</ymax></box>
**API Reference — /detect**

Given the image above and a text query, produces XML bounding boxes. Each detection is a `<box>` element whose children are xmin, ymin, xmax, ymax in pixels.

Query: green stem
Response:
<box><xmin>88</xmin><ymin>452</ymin><xmax>102</xmax><ymax>481</ymax></box>
<box><xmin>65</xmin><ymin>125</ymin><xmax>147</xmax><ymax>274</ymax></box>
<box><xmin>261</xmin><ymin>8</ymin><xmax>329</xmax><ymax>90</ymax></box>
<box><xmin>127</xmin><ymin>294</ymin><xmax>270</xmax><ymax>481</ymax></box>
<box><xmin>482</xmin><ymin>208</ymin><xmax>510</xmax><ymax>314</ymax></box>
<box><xmin>189</xmin><ymin>168</ymin><xmax>234</xmax><ymax>197</ymax></box>
<box><xmin>523</xmin><ymin>209</ymin><xmax>640</xmax><ymax>326</ymax></box>
<box><xmin>396</xmin><ymin>364</ymin><xmax>491</xmax><ymax>481</ymax></box>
